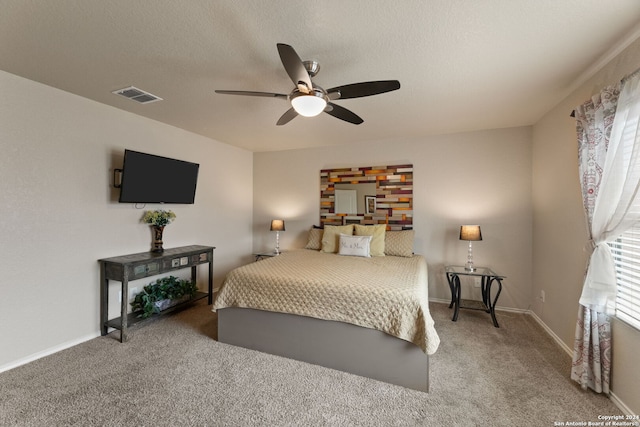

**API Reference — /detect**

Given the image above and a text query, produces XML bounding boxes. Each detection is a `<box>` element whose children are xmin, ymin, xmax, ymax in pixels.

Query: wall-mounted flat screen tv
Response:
<box><xmin>118</xmin><ymin>149</ymin><xmax>199</xmax><ymax>204</ymax></box>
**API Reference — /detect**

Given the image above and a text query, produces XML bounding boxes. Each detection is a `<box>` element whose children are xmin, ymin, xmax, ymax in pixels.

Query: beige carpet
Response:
<box><xmin>0</xmin><ymin>301</ymin><xmax>619</xmax><ymax>426</ymax></box>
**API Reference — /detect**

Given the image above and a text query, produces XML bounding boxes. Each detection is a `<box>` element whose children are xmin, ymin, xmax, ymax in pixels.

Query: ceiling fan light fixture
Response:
<box><xmin>217</xmin><ymin>44</ymin><xmax>401</xmax><ymax>125</ymax></box>
<box><xmin>290</xmin><ymin>91</ymin><xmax>327</xmax><ymax>117</ymax></box>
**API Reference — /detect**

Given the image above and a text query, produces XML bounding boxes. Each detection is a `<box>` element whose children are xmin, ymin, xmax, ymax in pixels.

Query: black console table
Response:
<box><xmin>99</xmin><ymin>245</ymin><xmax>215</xmax><ymax>342</ymax></box>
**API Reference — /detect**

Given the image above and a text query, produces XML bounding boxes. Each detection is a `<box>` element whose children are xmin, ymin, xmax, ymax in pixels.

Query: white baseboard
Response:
<box><xmin>429</xmin><ymin>297</ymin><xmax>452</xmax><ymax>306</ymax></box>
<box><xmin>0</xmin><ymin>332</ymin><xmax>99</xmax><ymax>374</ymax></box>
<box><xmin>430</xmin><ymin>298</ymin><xmax>570</xmax><ymax>352</ymax></box>
<box><xmin>610</xmin><ymin>392</ymin><xmax>636</xmax><ymax>416</ymax></box>
<box><xmin>527</xmin><ymin>310</ymin><xmax>573</xmax><ymax>356</ymax></box>
<box><xmin>528</xmin><ymin>312</ymin><xmax>636</xmax><ymax>415</ymax></box>
<box><xmin>429</xmin><ymin>298</ymin><xmax>530</xmax><ymax>315</ymax></box>
<box><xmin>429</xmin><ymin>299</ymin><xmax>635</xmax><ymax>415</ymax></box>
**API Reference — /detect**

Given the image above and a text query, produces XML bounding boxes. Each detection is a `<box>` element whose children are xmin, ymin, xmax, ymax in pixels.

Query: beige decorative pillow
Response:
<box><xmin>321</xmin><ymin>224</ymin><xmax>354</xmax><ymax>253</ymax></box>
<box><xmin>354</xmin><ymin>224</ymin><xmax>386</xmax><ymax>257</ymax></box>
<box><xmin>305</xmin><ymin>228</ymin><xmax>323</xmax><ymax>250</ymax></box>
<box><xmin>384</xmin><ymin>230</ymin><xmax>415</xmax><ymax>257</ymax></box>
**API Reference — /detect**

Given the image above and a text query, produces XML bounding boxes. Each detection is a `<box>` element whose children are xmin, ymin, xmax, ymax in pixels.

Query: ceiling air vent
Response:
<box><xmin>112</xmin><ymin>86</ymin><xmax>163</xmax><ymax>104</ymax></box>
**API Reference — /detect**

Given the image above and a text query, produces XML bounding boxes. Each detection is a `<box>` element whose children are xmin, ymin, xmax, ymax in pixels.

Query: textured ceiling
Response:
<box><xmin>1</xmin><ymin>1</ymin><xmax>640</xmax><ymax>152</ymax></box>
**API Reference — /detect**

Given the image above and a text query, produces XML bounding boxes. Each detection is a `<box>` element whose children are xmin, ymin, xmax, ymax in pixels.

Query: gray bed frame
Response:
<box><xmin>217</xmin><ymin>307</ymin><xmax>429</xmax><ymax>392</ymax></box>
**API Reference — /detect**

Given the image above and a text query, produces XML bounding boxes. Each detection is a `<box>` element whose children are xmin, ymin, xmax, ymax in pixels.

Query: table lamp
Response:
<box><xmin>270</xmin><ymin>219</ymin><xmax>285</xmax><ymax>254</ymax></box>
<box><xmin>460</xmin><ymin>225</ymin><xmax>482</xmax><ymax>272</ymax></box>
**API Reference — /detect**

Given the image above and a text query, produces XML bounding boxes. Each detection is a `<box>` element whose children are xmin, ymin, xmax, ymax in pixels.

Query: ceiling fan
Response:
<box><xmin>215</xmin><ymin>43</ymin><xmax>400</xmax><ymax>126</ymax></box>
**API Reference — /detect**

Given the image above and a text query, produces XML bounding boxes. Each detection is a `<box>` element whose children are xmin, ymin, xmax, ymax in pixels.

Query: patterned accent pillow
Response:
<box><xmin>384</xmin><ymin>230</ymin><xmax>414</xmax><ymax>257</ymax></box>
<box><xmin>305</xmin><ymin>228</ymin><xmax>323</xmax><ymax>250</ymax></box>
<box><xmin>321</xmin><ymin>224</ymin><xmax>354</xmax><ymax>253</ymax></box>
<box><xmin>338</xmin><ymin>234</ymin><xmax>372</xmax><ymax>257</ymax></box>
<box><xmin>354</xmin><ymin>224</ymin><xmax>386</xmax><ymax>256</ymax></box>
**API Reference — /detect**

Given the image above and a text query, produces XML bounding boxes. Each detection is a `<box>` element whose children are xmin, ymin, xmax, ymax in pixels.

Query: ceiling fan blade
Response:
<box><xmin>277</xmin><ymin>43</ymin><xmax>313</xmax><ymax>92</ymax></box>
<box><xmin>324</xmin><ymin>103</ymin><xmax>363</xmax><ymax>125</ymax></box>
<box><xmin>276</xmin><ymin>107</ymin><xmax>299</xmax><ymax>126</ymax></box>
<box><xmin>215</xmin><ymin>90</ymin><xmax>288</xmax><ymax>99</ymax></box>
<box><xmin>327</xmin><ymin>80</ymin><xmax>400</xmax><ymax>100</ymax></box>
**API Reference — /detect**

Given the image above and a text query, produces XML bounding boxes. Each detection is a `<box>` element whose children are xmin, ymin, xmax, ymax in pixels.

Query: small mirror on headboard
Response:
<box><xmin>320</xmin><ymin>165</ymin><xmax>413</xmax><ymax>230</ymax></box>
<box><xmin>334</xmin><ymin>182</ymin><xmax>377</xmax><ymax>214</ymax></box>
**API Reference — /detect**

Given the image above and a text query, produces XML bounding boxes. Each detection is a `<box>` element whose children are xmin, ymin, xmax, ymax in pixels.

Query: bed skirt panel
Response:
<box><xmin>218</xmin><ymin>307</ymin><xmax>429</xmax><ymax>392</ymax></box>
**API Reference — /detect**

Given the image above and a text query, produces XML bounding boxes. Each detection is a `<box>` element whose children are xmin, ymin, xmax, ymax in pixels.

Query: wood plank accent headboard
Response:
<box><xmin>320</xmin><ymin>164</ymin><xmax>413</xmax><ymax>230</ymax></box>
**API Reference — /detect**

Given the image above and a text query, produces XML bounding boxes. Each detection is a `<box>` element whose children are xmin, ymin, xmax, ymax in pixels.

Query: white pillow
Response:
<box><xmin>338</xmin><ymin>233</ymin><xmax>372</xmax><ymax>257</ymax></box>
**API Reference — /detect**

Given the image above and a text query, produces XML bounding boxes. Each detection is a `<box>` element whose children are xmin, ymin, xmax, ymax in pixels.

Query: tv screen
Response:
<box><xmin>118</xmin><ymin>149</ymin><xmax>199</xmax><ymax>204</ymax></box>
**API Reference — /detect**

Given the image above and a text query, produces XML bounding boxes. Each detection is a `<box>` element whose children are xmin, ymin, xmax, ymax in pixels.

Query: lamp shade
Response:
<box><xmin>270</xmin><ymin>219</ymin><xmax>285</xmax><ymax>231</ymax></box>
<box><xmin>459</xmin><ymin>225</ymin><xmax>482</xmax><ymax>241</ymax></box>
<box><xmin>290</xmin><ymin>92</ymin><xmax>327</xmax><ymax>117</ymax></box>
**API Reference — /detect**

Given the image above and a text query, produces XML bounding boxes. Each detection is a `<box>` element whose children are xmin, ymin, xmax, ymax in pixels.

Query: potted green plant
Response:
<box><xmin>131</xmin><ymin>276</ymin><xmax>198</xmax><ymax>318</ymax></box>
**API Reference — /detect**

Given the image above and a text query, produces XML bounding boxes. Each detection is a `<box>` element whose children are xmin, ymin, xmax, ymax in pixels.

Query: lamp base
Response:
<box><xmin>465</xmin><ymin>241</ymin><xmax>476</xmax><ymax>272</ymax></box>
<box><xmin>274</xmin><ymin>230</ymin><xmax>280</xmax><ymax>255</ymax></box>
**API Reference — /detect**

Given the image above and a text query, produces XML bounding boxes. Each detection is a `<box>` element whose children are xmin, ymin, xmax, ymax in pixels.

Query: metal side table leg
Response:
<box><xmin>486</xmin><ymin>277</ymin><xmax>503</xmax><ymax>327</ymax></box>
<box><xmin>451</xmin><ymin>274</ymin><xmax>461</xmax><ymax>321</ymax></box>
<box><xmin>446</xmin><ymin>273</ymin><xmax>455</xmax><ymax>309</ymax></box>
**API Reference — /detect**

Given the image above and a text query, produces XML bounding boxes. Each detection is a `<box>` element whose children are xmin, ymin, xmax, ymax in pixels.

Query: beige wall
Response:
<box><xmin>0</xmin><ymin>71</ymin><xmax>254</xmax><ymax>370</ymax></box>
<box><xmin>253</xmin><ymin>127</ymin><xmax>533</xmax><ymax>309</ymax></box>
<box><xmin>532</xmin><ymin>39</ymin><xmax>640</xmax><ymax>414</ymax></box>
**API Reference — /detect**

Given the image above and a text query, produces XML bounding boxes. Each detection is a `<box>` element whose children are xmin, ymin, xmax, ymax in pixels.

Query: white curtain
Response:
<box><xmin>581</xmin><ymin>71</ymin><xmax>640</xmax><ymax>313</ymax></box>
<box><xmin>571</xmin><ymin>70</ymin><xmax>640</xmax><ymax>393</ymax></box>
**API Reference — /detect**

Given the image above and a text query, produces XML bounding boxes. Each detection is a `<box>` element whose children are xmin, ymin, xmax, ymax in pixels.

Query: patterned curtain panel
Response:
<box><xmin>571</xmin><ymin>305</ymin><xmax>611</xmax><ymax>393</ymax></box>
<box><xmin>571</xmin><ymin>84</ymin><xmax>619</xmax><ymax>394</ymax></box>
<box><xmin>575</xmin><ymin>87</ymin><xmax>619</xmax><ymax>229</ymax></box>
<box><xmin>572</xmin><ymin>70</ymin><xmax>640</xmax><ymax>393</ymax></box>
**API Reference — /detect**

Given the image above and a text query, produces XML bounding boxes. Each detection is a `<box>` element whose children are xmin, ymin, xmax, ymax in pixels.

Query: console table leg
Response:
<box><xmin>120</xmin><ymin>276</ymin><xmax>129</xmax><ymax>343</ymax></box>
<box><xmin>100</xmin><ymin>265</ymin><xmax>108</xmax><ymax>336</ymax></box>
<box><xmin>191</xmin><ymin>265</ymin><xmax>197</xmax><ymax>286</ymax></box>
<box><xmin>208</xmin><ymin>258</ymin><xmax>214</xmax><ymax>305</ymax></box>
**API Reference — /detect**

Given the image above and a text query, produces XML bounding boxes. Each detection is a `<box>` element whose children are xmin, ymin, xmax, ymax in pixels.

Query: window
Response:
<box><xmin>610</xmin><ymin>223</ymin><xmax>640</xmax><ymax>330</ymax></box>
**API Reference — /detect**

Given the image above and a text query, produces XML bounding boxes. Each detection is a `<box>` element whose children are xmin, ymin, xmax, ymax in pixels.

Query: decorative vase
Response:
<box><xmin>151</xmin><ymin>225</ymin><xmax>165</xmax><ymax>253</ymax></box>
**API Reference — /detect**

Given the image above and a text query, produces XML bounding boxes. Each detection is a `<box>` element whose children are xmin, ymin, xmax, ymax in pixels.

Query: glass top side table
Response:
<box><xmin>253</xmin><ymin>252</ymin><xmax>280</xmax><ymax>261</ymax></box>
<box><xmin>445</xmin><ymin>265</ymin><xmax>506</xmax><ymax>327</ymax></box>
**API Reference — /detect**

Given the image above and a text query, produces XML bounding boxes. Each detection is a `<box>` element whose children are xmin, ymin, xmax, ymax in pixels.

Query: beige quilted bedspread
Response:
<box><xmin>213</xmin><ymin>249</ymin><xmax>440</xmax><ymax>354</ymax></box>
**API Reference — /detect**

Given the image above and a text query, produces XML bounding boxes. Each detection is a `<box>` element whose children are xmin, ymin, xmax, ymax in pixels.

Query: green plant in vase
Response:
<box><xmin>131</xmin><ymin>276</ymin><xmax>198</xmax><ymax>318</ymax></box>
<box><xmin>142</xmin><ymin>210</ymin><xmax>176</xmax><ymax>226</ymax></box>
<box><xmin>142</xmin><ymin>209</ymin><xmax>176</xmax><ymax>252</ymax></box>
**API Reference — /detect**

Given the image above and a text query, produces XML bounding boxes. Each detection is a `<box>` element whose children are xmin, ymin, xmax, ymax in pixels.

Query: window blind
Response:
<box><xmin>610</xmin><ymin>223</ymin><xmax>640</xmax><ymax>330</ymax></box>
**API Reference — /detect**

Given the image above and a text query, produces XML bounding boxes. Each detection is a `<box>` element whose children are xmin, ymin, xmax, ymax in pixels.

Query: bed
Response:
<box><xmin>213</xmin><ymin>229</ymin><xmax>440</xmax><ymax>392</ymax></box>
